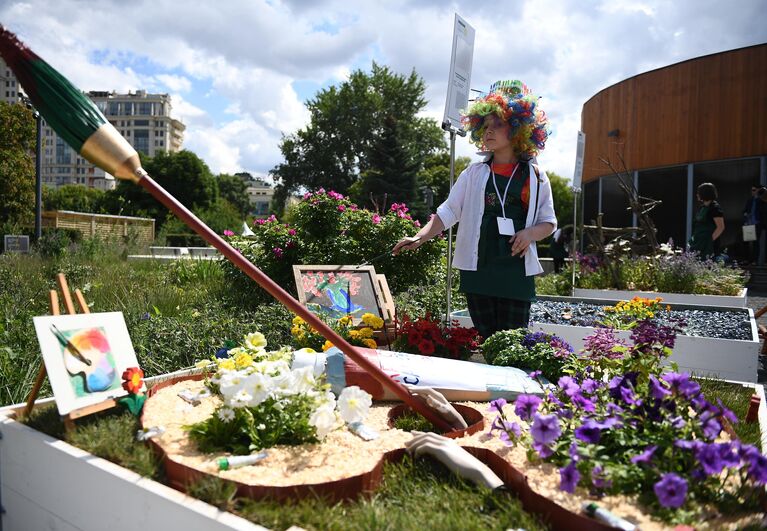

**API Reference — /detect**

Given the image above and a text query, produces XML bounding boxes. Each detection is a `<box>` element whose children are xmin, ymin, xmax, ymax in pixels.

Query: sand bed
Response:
<box><xmin>143</xmin><ymin>380</ymin><xmax>762</xmax><ymax>530</ymax></box>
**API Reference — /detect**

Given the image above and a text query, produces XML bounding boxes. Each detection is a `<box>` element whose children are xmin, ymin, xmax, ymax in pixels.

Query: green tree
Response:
<box><xmin>43</xmin><ymin>184</ymin><xmax>106</xmax><ymax>213</ymax></box>
<box><xmin>0</xmin><ymin>102</ymin><xmax>36</xmax><ymax>227</ymax></box>
<box><xmin>547</xmin><ymin>171</ymin><xmax>574</xmax><ymax>230</ymax></box>
<box><xmin>417</xmin><ymin>152</ymin><xmax>471</xmax><ymax>211</ymax></box>
<box><xmin>108</xmin><ymin>150</ymin><xmax>218</xmax><ymax>226</ymax></box>
<box><xmin>271</xmin><ymin>63</ymin><xmax>445</xmax><ymax>212</ymax></box>
<box><xmin>352</xmin><ymin>115</ymin><xmax>421</xmax><ymax>211</ymax></box>
<box><xmin>218</xmin><ymin>173</ymin><xmax>251</xmax><ymax>216</ymax></box>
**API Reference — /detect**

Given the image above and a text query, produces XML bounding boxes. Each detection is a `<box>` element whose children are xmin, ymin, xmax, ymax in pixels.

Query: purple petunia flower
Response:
<box><xmin>701</xmin><ymin>417</ymin><xmax>722</xmax><ymax>440</ymax></box>
<box><xmin>498</xmin><ymin>421</ymin><xmax>522</xmax><ymax>446</ymax></box>
<box><xmin>718</xmin><ymin>442</ymin><xmax>741</xmax><ymax>468</ymax></box>
<box><xmin>630</xmin><ymin>319</ymin><xmax>677</xmax><ymax>354</ymax></box>
<box><xmin>569</xmin><ymin>442</ymin><xmax>580</xmax><ymax>461</ymax></box>
<box><xmin>675</xmin><ymin>439</ymin><xmax>702</xmax><ymax>451</ymax></box>
<box><xmin>662</xmin><ymin>372</ymin><xmax>700</xmax><ymax>399</ymax></box>
<box><xmin>532</xmin><ymin>441</ymin><xmax>553</xmax><ymax>459</ymax></box>
<box><xmin>630</xmin><ymin>445</ymin><xmax>658</xmax><ymax>465</ymax></box>
<box><xmin>580</xmin><ymin>378</ymin><xmax>599</xmax><ymax>394</ymax></box>
<box><xmin>572</xmin><ymin>393</ymin><xmax>596</xmax><ymax>412</ymax></box>
<box><xmin>514</xmin><ymin>394</ymin><xmax>542</xmax><ymax>421</ymax></box>
<box><xmin>648</xmin><ymin>375</ymin><xmax>671</xmax><ymax>400</ymax></box>
<box><xmin>654</xmin><ymin>473</ymin><xmax>688</xmax><ymax>508</ymax></box>
<box><xmin>669</xmin><ymin>416</ymin><xmax>686</xmax><ymax>429</ymax></box>
<box><xmin>558</xmin><ymin>376</ymin><xmax>581</xmax><ymax>398</ymax></box>
<box><xmin>531</xmin><ymin>413</ymin><xmax>561</xmax><ymax>445</ymax></box>
<box><xmin>528</xmin><ymin>370</ymin><xmax>543</xmax><ymax>380</ymax></box>
<box><xmin>575</xmin><ymin>419</ymin><xmax>604</xmax><ymax>444</ymax></box>
<box><xmin>488</xmin><ymin>398</ymin><xmax>507</xmax><ymax>413</ymax></box>
<box><xmin>696</xmin><ymin>443</ymin><xmax>725</xmax><ymax>475</ymax></box>
<box><xmin>741</xmin><ymin>445</ymin><xmax>767</xmax><ymax>485</ymax></box>
<box><xmin>716</xmin><ymin>399</ymin><xmax>739</xmax><ymax>424</ymax></box>
<box><xmin>559</xmin><ymin>461</ymin><xmax>581</xmax><ymax>493</ymax></box>
<box><xmin>591</xmin><ymin>464</ymin><xmax>611</xmax><ymax>490</ymax></box>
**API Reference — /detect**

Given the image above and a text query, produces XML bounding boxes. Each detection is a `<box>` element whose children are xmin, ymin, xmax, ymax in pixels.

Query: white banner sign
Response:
<box><xmin>442</xmin><ymin>14</ymin><xmax>475</xmax><ymax>130</ymax></box>
<box><xmin>573</xmin><ymin>130</ymin><xmax>586</xmax><ymax>189</ymax></box>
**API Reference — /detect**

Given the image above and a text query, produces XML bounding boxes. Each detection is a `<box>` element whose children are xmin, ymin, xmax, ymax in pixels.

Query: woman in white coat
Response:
<box><xmin>394</xmin><ymin>80</ymin><xmax>556</xmax><ymax>339</ymax></box>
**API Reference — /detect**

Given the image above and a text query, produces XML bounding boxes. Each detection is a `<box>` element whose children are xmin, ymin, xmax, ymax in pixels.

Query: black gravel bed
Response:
<box><xmin>530</xmin><ymin>300</ymin><xmax>753</xmax><ymax>341</ymax></box>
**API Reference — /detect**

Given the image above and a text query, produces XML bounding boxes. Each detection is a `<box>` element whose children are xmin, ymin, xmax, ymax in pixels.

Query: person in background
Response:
<box><xmin>393</xmin><ymin>80</ymin><xmax>557</xmax><ymax>339</ymax></box>
<box><xmin>689</xmin><ymin>182</ymin><xmax>725</xmax><ymax>260</ymax></box>
<box><xmin>743</xmin><ymin>184</ymin><xmax>766</xmax><ymax>264</ymax></box>
<box><xmin>549</xmin><ymin>226</ymin><xmax>568</xmax><ymax>273</ymax></box>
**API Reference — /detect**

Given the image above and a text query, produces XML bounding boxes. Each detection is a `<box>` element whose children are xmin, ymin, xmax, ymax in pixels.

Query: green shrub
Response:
<box><xmin>222</xmin><ymin>190</ymin><xmax>446</xmax><ymax>307</ymax></box>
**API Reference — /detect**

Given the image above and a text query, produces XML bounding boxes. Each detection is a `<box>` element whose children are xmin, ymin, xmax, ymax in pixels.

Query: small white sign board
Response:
<box><xmin>573</xmin><ymin>131</ymin><xmax>586</xmax><ymax>189</ymax></box>
<box><xmin>4</xmin><ymin>234</ymin><xmax>30</xmax><ymax>253</ymax></box>
<box><xmin>442</xmin><ymin>14</ymin><xmax>475</xmax><ymax>130</ymax></box>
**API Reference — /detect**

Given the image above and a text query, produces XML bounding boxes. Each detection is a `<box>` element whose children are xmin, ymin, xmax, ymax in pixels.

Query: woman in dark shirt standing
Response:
<box><xmin>689</xmin><ymin>182</ymin><xmax>725</xmax><ymax>259</ymax></box>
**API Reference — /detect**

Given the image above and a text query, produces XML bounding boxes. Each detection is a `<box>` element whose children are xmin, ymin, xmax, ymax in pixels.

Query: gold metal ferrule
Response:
<box><xmin>80</xmin><ymin>123</ymin><xmax>145</xmax><ymax>183</ymax></box>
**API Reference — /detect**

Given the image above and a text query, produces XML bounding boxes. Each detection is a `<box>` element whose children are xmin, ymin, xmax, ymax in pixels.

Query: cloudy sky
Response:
<box><xmin>2</xmin><ymin>0</ymin><xmax>765</xmax><ymax>182</ymax></box>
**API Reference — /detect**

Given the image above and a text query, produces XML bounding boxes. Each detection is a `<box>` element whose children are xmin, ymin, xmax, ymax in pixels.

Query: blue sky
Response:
<box><xmin>2</xmin><ymin>0</ymin><xmax>766</xmax><ymax>181</ymax></box>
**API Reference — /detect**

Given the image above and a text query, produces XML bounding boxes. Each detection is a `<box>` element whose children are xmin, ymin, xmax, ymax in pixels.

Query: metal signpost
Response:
<box><xmin>571</xmin><ymin>131</ymin><xmax>586</xmax><ymax>292</ymax></box>
<box><xmin>441</xmin><ymin>13</ymin><xmax>474</xmax><ymax>324</ymax></box>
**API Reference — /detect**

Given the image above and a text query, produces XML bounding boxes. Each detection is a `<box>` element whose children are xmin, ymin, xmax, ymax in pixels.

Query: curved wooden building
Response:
<box><xmin>580</xmin><ymin>43</ymin><xmax>767</xmax><ymax>256</ymax></box>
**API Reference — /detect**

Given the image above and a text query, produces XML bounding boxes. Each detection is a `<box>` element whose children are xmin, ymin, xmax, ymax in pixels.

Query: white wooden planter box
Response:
<box><xmin>572</xmin><ymin>288</ymin><xmax>748</xmax><ymax>308</ymax></box>
<box><xmin>452</xmin><ymin>299</ymin><xmax>760</xmax><ymax>383</ymax></box>
<box><xmin>0</xmin><ymin>370</ymin><xmax>265</xmax><ymax>531</ymax></box>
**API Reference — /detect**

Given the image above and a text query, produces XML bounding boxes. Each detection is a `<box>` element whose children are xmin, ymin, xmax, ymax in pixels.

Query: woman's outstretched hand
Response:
<box><xmin>392</xmin><ymin>236</ymin><xmax>422</xmax><ymax>255</ymax></box>
<box><xmin>404</xmin><ymin>432</ymin><xmax>504</xmax><ymax>489</ymax></box>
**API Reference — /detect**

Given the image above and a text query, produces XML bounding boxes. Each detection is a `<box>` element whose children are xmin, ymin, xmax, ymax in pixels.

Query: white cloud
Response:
<box><xmin>1</xmin><ymin>0</ymin><xmax>765</xmax><ymax>181</ymax></box>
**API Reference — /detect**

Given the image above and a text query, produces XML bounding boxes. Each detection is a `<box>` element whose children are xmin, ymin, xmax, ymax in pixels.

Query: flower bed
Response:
<box><xmin>482</xmin><ymin>322</ymin><xmax>767</xmax><ymax>528</ymax></box>
<box><xmin>571</xmin><ymin>288</ymin><xmax>748</xmax><ymax>308</ymax></box>
<box><xmin>452</xmin><ymin>296</ymin><xmax>759</xmax><ymax>382</ymax></box>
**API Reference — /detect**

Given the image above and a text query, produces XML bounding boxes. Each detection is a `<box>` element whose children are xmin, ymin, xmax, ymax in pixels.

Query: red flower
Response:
<box><xmin>122</xmin><ymin>367</ymin><xmax>144</xmax><ymax>395</ymax></box>
<box><xmin>418</xmin><ymin>339</ymin><xmax>435</xmax><ymax>355</ymax></box>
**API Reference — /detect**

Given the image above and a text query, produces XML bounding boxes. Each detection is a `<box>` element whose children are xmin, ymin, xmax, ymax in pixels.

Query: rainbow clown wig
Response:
<box><xmin>462</xmin><ymin>80</ymin><xmax>550</xmax><ymax>159</ymax></box>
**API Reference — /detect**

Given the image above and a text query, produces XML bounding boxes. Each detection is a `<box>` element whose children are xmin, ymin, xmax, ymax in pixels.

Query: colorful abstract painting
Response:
<box><xmin>33</xmin><ymin>312</ymin><xmax>140</xmax><ymax>415</ymax></box>
<box><xmin>293</xmin><ymin>265</ymin><xmax>384</xmax><ymax>323</ymax></box>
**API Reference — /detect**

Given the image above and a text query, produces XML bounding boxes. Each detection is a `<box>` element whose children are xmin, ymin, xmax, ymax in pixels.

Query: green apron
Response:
<box><xmin>689</xmin><ymin>205</ymin><xmax>716</xmax><ymax>259</ymax></box>
<box><xmin>460</xmin><ymin>168</ymin><xmax>535</xmax><ymax>302</ymax></box>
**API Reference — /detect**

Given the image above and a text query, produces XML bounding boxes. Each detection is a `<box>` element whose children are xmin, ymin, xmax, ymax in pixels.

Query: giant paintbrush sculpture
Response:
<box><xmin>0</xmin><ymin>25</ymin><xmax>455</xmax><ymax>431</ymax></box>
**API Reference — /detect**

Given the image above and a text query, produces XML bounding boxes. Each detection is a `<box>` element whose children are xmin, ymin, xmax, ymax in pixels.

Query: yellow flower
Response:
<box><xmin>339</xmin><ymin>315</ymin><xmax>353</xmax><ymax>326</ymax></box>
<box><xmin>322</xmin><ymin>340</ymin><xmax>334</xmax><ymax>351</ymax></box>
<box><xmin>362</xmin><ymin>338</ymin><xmax>377</xmax><ymax>349</ymax></box>
<box><xmin>358</xmin><ymin>327</ymin><xmax>374</xmax><ymax>338</ymax></box>
<box><xmin>292</xmin><ymin>316</ymin><xmax>304</xmax><ymax>326</ymax></box>
<box><xmin>348</xmin><ymin>330</ymin><xmax>360</xmax><ymax>339</ymax></box>
<box><xmin>217</xmin><ymin>358</ymin><xmax>235</xmax><ymax>371</ymax></box>
<box><xmin>234</xmin><ymin>352</ymin><xmax>254</xmax><ymax>369</ymax></box>
<box><xmin>361</xmin><ymin>313</ymin><xmax>384</xmax><ymax>329</ymax></box>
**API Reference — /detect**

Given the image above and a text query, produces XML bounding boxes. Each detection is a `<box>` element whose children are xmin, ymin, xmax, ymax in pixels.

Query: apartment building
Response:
<box><xmin>1</xmin><ymin>57</ymin><xmax>20</xmax><ymax>104</ymax></box>
<box><xmin>42</xmin><ymin>90</ymin><xmax>186</xmax><ymax>190</ymax></box>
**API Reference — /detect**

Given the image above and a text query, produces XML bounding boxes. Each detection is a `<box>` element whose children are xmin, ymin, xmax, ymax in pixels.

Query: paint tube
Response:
<box><xmin>347</xmin><ymin>421</ymin><xmax>379</xmax><ymax>441</ymax></box>
<box><xmin>136</xmin><ymin>426</ymin><xmax>165</xmax><ymax>441</ymax></box>
<box><xmin>582</xmin><ymin>502</ymin><xmax>637</xmax><ymax>531</ymax></box>
<box><xmin>217</xmin><ymin>452</ymin><xmax>269</xmax><ymax>471</ymax></box>
<box><xmin>292</xmin><ymin>347</ymin><xmax>544</xmax><ymax>401</ymax></box>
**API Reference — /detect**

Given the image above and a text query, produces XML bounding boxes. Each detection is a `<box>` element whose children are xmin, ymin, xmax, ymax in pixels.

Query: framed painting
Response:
<box><xmin>32</xmin><ymin>311</ymin><xmax>141</xmax><ymax>415</ymax></box>
<box><xmin>293</xmin><ymin>265</ymin><xmax>386</xmax><ymax>324</ymax></box>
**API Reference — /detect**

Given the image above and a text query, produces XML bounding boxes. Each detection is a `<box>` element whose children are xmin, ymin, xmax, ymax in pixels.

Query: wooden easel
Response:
<box><xmin>23</xmin><ymin>273</ymin><xmax>118</xmax><ymax>430</ymax></box>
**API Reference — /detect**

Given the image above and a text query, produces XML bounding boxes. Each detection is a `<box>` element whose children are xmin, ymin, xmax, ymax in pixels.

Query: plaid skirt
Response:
<box><xmin>465</xmin><ymin>293</ymin><xmax>531</xmax><ymax>340</ymax></box>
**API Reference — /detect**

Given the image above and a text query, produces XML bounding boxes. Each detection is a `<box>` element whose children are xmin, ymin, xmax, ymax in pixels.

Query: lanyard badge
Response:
<box><xmin>492</xmin><ymin>165</ymin><xmax>519</xmax><ymax>236</ymax></box>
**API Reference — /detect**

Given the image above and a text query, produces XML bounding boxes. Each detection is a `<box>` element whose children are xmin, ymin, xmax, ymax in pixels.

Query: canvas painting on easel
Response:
<box><xmin>32</xmin><ymin>312</ymin><xmax>140</xmax><ymax>415</ymax></box>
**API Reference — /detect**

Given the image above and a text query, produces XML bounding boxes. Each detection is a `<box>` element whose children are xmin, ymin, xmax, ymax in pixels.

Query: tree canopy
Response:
<box><xmin>0</xmin><ymin>102</ymin><xmax>36</xmax><ymax>228</ymax></box>
<box><xmin>217</xmin><ymin>173</ymin><xmax>251</xmax><ymax>216</ymax></box>
<box><xmin>108</xmin><ymin>149</ymin><xmax>218</xmax><ymax>226</ymax></box>
<box><xmin>271</xmin><ymin>63</ymin><xmax>445</xmax><ymax>212</ymax></box>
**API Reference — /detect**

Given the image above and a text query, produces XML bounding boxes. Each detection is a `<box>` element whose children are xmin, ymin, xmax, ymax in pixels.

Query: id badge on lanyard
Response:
<box><xmin>493</xmin><ymin>165</ymin><xmax>519</xmax><ymax>236</ymax></box>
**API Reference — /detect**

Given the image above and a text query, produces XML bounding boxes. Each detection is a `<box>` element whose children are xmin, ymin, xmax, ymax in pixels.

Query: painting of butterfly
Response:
<box><xmin>293</xmin><ymin>265</ymin><xmax>385</xmax><ymax>324</ymax></box>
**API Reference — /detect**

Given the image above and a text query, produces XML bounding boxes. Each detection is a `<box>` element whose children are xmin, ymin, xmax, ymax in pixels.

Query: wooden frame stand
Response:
<box><xmin>22</xmin><ymin>273</ymin><xmax>117</xmax><ymax>430</ymax></box>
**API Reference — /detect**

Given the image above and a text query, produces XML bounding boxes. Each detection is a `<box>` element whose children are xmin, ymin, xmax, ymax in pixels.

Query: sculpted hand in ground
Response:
<box><xmin>405</xmin><ymin>385</ymin><xmax>468</xmax><ymax>429</ymax></box>
<box><xmin>405</xmin><ymin>431</ymin><xmax>504</xmax><ymax>489</ymax></box>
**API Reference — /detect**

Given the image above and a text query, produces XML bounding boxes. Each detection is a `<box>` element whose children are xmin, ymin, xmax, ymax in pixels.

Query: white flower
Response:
<box><xmin>217</xmin><ymin>407</ymin><xmax>235</xmax><ymax>422</ymax></box>
<box><xmin>291</xmin><ymin>366</ymin><xmax>316</xmax><ymax>394</ymax></box>
<box><xmin>244</xmin><ymin>372</ymin><xmax>272</xmax><ymax>406</ymax></box>
<box><xmin>257</xmin><ymin>423</ymin><xmax>266</xmax><ymax>430</ymax></box>
<box><xmin>336</xmin><ymin>386</ymin><xmax>372</xmax><ymax>424</ymax></box>
<box><xmin>230</xmin><ymin>389</ymin><xmax>252</xmax><ymax>408</ymax></box>
<box><xmin>244</xmin><ymin>332</ymin><xmax>267</xmax><ymax>351</ymax></box>
<box><xmin>309</xmin><ymin>405</ymin><xmax>339</xmax><ymax>439</ymax></box>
